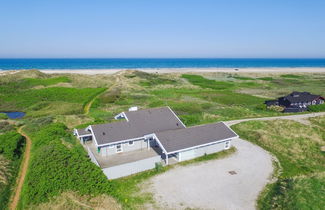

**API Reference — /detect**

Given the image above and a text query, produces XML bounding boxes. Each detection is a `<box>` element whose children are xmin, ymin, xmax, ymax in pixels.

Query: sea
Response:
<box><xmin>0</xmin><ymin>58</ymin><xmax>325</xmax><ymax>70</ymax></box>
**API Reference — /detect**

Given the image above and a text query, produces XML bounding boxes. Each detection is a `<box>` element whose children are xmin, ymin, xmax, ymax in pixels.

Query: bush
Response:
<box><xmin>255</xmin><ymin>104</ymin><xmax>267</xmax><ymax>110</ymax></box>
<box><xmin>268</xmin><ymin>105</ymin><xmax>284</xmax><ymax>112</ymax></box>
<box><xmin>0</xmin><ymin>131</ymin><xmax>25</xmax><ymax>160</ymax></box>
<box><xmin>0</xmin><ymin>131</ymin><xmax>24</xmax><ymax>210</ymax></box>
<box><xmin>0</xmin><ymin>113</ymin><xmax>8</xmax><ymax>120</ymax></box>
<box><xmin>308</xmin><ymin>103</ymin><xmax>325</xmax><ymax>112</ymax></box>
<box><xmin>0</xmin><ymin>122</ymin><xmax>15</xmax><ymax>133</ymax></box>
<box><xmin>21</xmin><ymin>123</ymin><xmax>112</xmax><ymax>206</ymax></box>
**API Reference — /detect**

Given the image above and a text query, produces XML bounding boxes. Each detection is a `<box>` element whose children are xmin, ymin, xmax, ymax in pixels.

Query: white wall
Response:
<box><xmin>178</xmin><ymin>140</ymin><xmax>231</xmax><ymax>162</ymax></box>
<box><xmin>102</xmin><ymin>155</ymin><xmax>161</xmax><ymax>179</ymax></box>
<box><xmin>99</xmin><ymin>138</ymin><xmax>148</xmax><ymax>156</ymax></box>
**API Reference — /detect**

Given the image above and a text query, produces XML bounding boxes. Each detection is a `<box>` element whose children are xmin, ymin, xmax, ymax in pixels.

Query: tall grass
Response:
<box><xmin>232</xmin><ymin>118</ymin><xmax>325</xmax><ymax>209</ymax></box>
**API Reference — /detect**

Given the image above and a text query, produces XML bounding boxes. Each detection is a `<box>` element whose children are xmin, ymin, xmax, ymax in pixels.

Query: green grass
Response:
<box><xmin>181</xmin><ymin>74</ymin><xmax>235</xmax><ymax>90</ymax></box>
<box><xmin>308</xmin><ymin>103</ymin><xmax>325</xmax><ymax>112</ymax></box>
<box><xmin>232</xmin><ymin>118</ymin><xmax>325</xmax><ymax>210</ymax></box>
<box><xmin>232</xmin><ymin>75</ymin><xmax>256</xmax><ymax>80</ymax></box>
<box><xmin>131</xmin><ymin>71</ymin><xmax>177</xmax><ymax>87</ymax></box>
<box><xmin>258</xmin><ymin>77</ymin><xmax>274</xmax><ymax>81</ymax></box>
<box><xmin>0</xmin><ymin>76</ymin><xmax>71</xmax><ymax>94</ymax></box>
<box><xmin>22</xmin><ymin>76</ymin><xmax>71</xmax><ymax>87</ymax></box>
<box><xmin>280</xmin><ymin>74</ymin><xmax>305</xmax><ymax>79</ymax></box>
<box><xmin>0</xmin><ymin>87</ymin><xmax>106</xmax><ymax>117</ymax></box>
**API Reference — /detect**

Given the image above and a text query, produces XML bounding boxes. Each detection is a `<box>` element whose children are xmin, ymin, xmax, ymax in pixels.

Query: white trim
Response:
<box><xmin>167</xmin><ymin>106</ymin><xmax>186</xmax><ymax>128</ymax></box>
<box><xmin>116</xmin><ymin>144</ymin><xmax>123</xmax><ymax>153</ymax></box>
<box><xmin>78</xmin><ymin>134</ymin><xmax>92</xmax><ymax>138</ymax></box>
<box><xmin>122</xmin><ymin>112</ymin><xmax>129</xmax><ymax>121</ymax></box>
<box><xmin>221</xmin><ymin>121</ymin><xmax>240</xmax><ymax>139</ymax></box>
<box><xmin>151</xmin><ymin>134</ymin><xmax>168</xmax><ymax>155</ymax></box>
<box><xmin>97</xmin><ymin>136</ymin><xmax>144</xmax><ymax>147</ymax></box>
<box><xmin>114</xmin><ymin>112</ymin><xmax>128</xmax><ymax>121</ymax></box>
<box><xmin>74</xmin><ymin>128</ymin><xmax>93</xmax><ymax>139</ymax></box>
<box><xmin>88</xmin><ymin>125</ymin><xmax>99</xmax><ymax>147</ymax></box>
<box><xmin>108</xmin><ymin>144</ymin><xmax>114</xmax><ymax>148</ymax></box>
<box><xmin>167</xmin><ymin>137</ymin><xmax>235</xmax><ymax>155</ymax></box>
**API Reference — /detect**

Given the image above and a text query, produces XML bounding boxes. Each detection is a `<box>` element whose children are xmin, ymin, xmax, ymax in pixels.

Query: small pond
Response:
<box><xmin>0</xmin><ymin>112</ymin><xmax>26</xmax><ymax>119</ymax></box>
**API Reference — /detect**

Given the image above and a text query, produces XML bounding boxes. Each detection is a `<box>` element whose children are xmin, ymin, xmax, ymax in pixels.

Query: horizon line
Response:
<box><xmin>1</xmin><ymin>57</ymin><xmax>325</xmax><ymax>59</ymax></box>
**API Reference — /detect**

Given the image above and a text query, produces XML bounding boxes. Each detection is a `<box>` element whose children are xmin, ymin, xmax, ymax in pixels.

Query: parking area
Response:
<box><xmin>145</xmin><ymin>138</ymin><xmax>274</xmax><ymax>210</ymax></box>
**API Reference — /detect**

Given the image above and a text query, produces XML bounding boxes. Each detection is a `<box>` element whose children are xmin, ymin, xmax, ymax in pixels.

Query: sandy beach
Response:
<box><xmin>1</xmin><ymin>67</ymin><xmax>325</xmax><ymax>75</ymax></box>
<box><xmin>40</xmin><ymin>67</ymin><xmax>325</xmax><ymax>74</ymax></box>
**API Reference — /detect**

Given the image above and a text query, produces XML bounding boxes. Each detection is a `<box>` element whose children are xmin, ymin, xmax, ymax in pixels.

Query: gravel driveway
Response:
<box><xmin>145</xmin><ymin>138</ymin><xmax>273</xmax><ymax>210</ymax></box>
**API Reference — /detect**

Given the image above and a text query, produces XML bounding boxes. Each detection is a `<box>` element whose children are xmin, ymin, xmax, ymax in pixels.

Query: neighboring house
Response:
<box><xmin>265</xmin><ymin>91</ymin><xmax>324</xmax><ymax>113</ymax></box>
<box><xmin>74</xmin><ymin>107</ymin><xmax>238</xmax><ymax>179</ymax></box>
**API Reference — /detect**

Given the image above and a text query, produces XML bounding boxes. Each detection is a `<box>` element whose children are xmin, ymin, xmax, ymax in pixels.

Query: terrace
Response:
<box><xmin>84</xmin><ymin>141</ymin><xmax>163</xmax><ymax>168</ymax></box>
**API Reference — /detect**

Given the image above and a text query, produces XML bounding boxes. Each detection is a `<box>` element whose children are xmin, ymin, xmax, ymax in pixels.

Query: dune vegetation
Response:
<box><xmin>232</xmin><ymin>117</ymin><xmax>325</xmax><ymax>210</ymax></box>
<box><xmin>0</xmin><ymin>70</ymin><xmax>324</xmax><ymax>209</ymax></box>
<box><xmin>0</xmin><ymin>127</ymin><xmax>25</xmax><ymax>210</ymax></box>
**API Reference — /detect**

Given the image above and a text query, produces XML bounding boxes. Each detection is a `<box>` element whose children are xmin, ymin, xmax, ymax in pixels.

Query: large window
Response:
<box><xmin>116</xmin><ymin>144</ymin><xmax>123</xmax><ymax>153</ymax></box>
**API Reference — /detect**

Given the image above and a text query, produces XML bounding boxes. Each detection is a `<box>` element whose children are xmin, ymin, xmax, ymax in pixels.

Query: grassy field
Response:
<box><xmin>87</xmin><ymin>71</ymin><xmax>325</xmax><ymax>127</ymax></box>
<box><xmin>232</xmin><ymin>116</ymin><xmax>325</xmax><ymax>210</ymax></box>
<box><xmin>0</xmin><ymin>70</ymin><xmax>324</xmax><ymax>209</ymax></box>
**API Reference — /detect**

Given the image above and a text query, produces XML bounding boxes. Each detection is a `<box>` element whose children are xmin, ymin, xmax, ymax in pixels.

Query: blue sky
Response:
<box><xmin>1</xmin><ymin>0</ymin><xmax>325</xmax><ymax>58</ymax></box>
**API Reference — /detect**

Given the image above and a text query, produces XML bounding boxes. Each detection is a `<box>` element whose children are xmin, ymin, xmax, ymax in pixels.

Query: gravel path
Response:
<box><xmin>146</xmin><ymin>138</ymin><xmax>273</xmax><ymax>210</ymax></box>
<box><xmin>224</xmin><ymin>112</ymin><xmax>325</xmax><ymax>126</ymax></box>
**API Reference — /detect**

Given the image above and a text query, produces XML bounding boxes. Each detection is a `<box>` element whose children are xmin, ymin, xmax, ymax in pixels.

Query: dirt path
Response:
<box><xmin>9</xmin><ymin>126</ymin><xmax>31</xmax><ymax>210</ymax></box>
<box><xmin>225</xmin><ymin>112</ymin><xmax>325</xmax><ymax>126</ymax></box>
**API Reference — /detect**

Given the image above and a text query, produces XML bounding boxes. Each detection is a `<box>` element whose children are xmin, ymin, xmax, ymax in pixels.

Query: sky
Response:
<box><xmin>0</xmin><ymin>0</ymin><xmax>325</xmax><ymax>58</ymax></box>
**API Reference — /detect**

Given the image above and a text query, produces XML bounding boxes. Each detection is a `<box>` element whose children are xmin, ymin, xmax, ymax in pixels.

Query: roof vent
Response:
<box><xmin>102</xmin><ymin>132</ymin><xmax>106</xmax><ymax>135</ymax></box>
<box><xmin>129</xmin><ymin>106</ymin><xmax>138</xmax><ymax>112</ymax></box>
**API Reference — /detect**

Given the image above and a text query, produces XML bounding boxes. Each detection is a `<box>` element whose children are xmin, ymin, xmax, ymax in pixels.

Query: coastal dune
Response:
<box><xmin>38</xmin><ymin>67</ymin><xmax>325</xmax><ymax>74</ymax></box>
<box><xmin>1</xmin><ymin>67</ymin><xmax>325</xmax><ymax>76</ymax></box>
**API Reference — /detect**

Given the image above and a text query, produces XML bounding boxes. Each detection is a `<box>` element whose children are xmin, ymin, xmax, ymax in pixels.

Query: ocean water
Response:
<box><xmin>0</xmin><ymin>58</ymin><xmax>325</xmax><ymax>70</ymax></box>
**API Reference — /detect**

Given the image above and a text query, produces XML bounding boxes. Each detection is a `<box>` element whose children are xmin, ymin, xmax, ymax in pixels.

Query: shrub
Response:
<box><xmin>308</xmin><ymin>103</ymin><xmax>325</xmax><ymax>112</ymax></box>
<box><xmin>0</xmin><ymin>122</ymin><xmax>15</xmax><ymax>133</ymax></box>
<box><xmin>0</xmin><ymin>113</ymin><xmax>8</xmax><ymax>120</ymax></box>
<box><xmin>21</xmin><ymin>123</ymin><xmax>112</xmax><ymax>206</ymax></box>
<box><xmin>0</xmin><ymin>131</ymin><xmax>25</xmax><ymax>160</ymax></box>
<box><xmin>268</xmin><ymin>105</ymin><xmax>284</xmax><ymax>112</ymax></box>
<box><xmin>255</xmin><ymin>104</ymin><xmax>267</xmax><ymax>110</ymax></box>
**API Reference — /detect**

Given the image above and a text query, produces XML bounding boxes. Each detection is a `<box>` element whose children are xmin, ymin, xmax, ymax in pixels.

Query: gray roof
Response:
<box><xmin>155</xmin><ymin>122</ymin><xmax>238</xmax><ymax>153</ymax></box>
<box><xmin>283</xmin><ymin>92</ymin><xmax>323</xmax><ymax>103</ymax></box>
<box><xmin>91</xmin><ymin>107</ymin><xmax>185</xmax><ymax>145</ymax></box>
<box><xmin>77</xmin><ymin>128</ymin><xmax>91</xmax><ymax>136</ymax></box>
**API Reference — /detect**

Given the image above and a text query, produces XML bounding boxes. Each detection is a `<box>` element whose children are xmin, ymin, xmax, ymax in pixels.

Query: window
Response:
<box><xmin>224</xmin><ymin>141</ymin><xmax>230</xmax><ymax>149</ymax></box>
<box><xmin>116</xmin><ymin>144</ymin><xmax>123</xmax><ymax>153</ymax></box>
<box><xmin>128</xmin><ymin>141</ymin><xmax>134</xmax><ymax>146</ymax></box>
